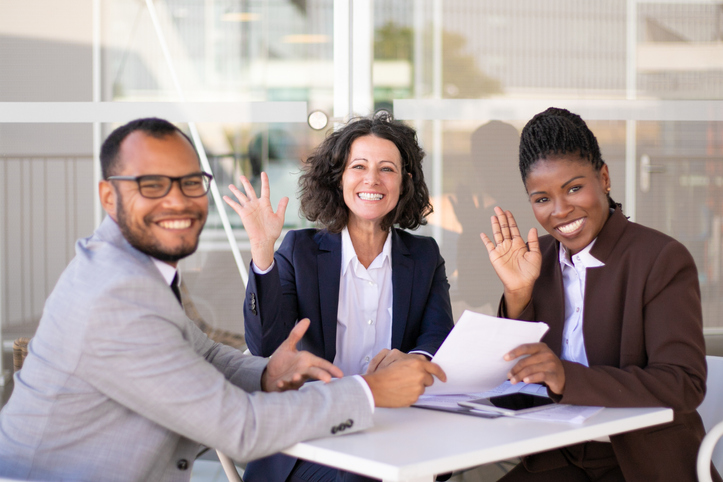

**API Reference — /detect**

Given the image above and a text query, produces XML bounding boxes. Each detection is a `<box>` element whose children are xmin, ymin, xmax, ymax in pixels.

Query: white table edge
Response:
<box><xmin>283</xmin><ymin>407</ymin><xmax>673</xmax><ymax>482</ymax></box>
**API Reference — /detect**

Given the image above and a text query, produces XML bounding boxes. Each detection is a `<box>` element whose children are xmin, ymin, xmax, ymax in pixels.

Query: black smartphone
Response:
<box><xmin>459</xmin><ymin>392</ymin><xmax>554</xmax><ymax>416</ymax></box>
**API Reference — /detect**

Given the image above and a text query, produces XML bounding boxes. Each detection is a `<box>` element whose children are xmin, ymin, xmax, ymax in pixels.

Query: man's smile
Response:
<box><xmin>156</xmin><ymin>219</ymin><xmax>193</xmax><ymax>230</ymax></box>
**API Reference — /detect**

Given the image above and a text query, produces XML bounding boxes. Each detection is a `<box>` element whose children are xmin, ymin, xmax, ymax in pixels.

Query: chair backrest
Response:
<box><xmin>699</xmin><ymin>420</ymin><xmax>723</xmax><ymax>482</ymax></box>
<box><xmin>698</xmin><ymin>355</ymin><xmax>723</xmax><ymax>473</ymax></box>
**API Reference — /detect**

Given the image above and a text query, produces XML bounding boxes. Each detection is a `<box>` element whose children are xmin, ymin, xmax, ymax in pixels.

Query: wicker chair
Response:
<box><xmin>179</xmin><ymin>280</ymin><xmax>247</xmax><ymax>351</ymax></box>
<box><xmin>12</xmin><ymin>337</ymin><xmax>30</xmax><ymax>373</ymax></box>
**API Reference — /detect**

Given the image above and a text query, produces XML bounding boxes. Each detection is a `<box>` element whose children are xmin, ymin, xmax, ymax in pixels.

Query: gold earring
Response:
<box><xmin>606</xmin><ymin>187</ymin><xmax>611</xmax><ymax>193</ymax></box>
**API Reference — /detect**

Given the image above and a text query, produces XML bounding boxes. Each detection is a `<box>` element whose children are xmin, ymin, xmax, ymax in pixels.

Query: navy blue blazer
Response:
<box><xmin>244</xmin><ymin>228</ymin><xmax>454</xmax><ymax>361</ymax></box>
<box><xmin>242</xmin><ymin>228</ymin><xmax>454</xmax><ymax>482</ymax></box>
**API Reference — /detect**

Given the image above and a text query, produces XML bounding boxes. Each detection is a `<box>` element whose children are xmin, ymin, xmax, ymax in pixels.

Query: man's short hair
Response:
<box><xmin>100</xmin><ymin>118</ymin><xmax>196</xmax><ymax>179</ymax></box>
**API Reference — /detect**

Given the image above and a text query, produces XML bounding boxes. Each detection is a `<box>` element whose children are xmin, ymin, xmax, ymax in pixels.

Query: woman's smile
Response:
<box><xmin>555</xmin><ymin>217</ymin><xmax>585</xmax><ymax>235</ymax></box>
<box><xmin>357</xmin><ymin>192</ymin><xmax>384</xmax><ymax>201</ymax></box>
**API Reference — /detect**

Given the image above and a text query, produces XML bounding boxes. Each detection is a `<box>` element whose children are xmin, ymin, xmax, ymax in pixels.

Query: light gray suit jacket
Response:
<box><xmin>0</xmin><ymin>217</ymin><xmax>373</xmax><ymax>482</ymax></box>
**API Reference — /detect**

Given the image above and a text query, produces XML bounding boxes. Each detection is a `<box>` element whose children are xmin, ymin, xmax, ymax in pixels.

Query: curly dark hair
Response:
<box><xmin>299</xmin><ymin>114</ymin><xmax>432</xmax><ymax>233</ymax></box>
<box><xmin>519</xmin><ymin>107</ymin><xmax>619</xmax><ymax>210</ymax></box>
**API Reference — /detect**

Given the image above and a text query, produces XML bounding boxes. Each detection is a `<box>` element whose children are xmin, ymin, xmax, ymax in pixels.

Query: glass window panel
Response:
<box><xmin>373</xmin><ymin>0</ymin><xmax>723</xmax><ymax>330</ymax></box>
<box><xmin>4</xmin><ymin>0</ymin><xmax>723</xmax><ymax>346</ymax></box>
<box><xmin>1</xmin><ymin>0</ymin><xmax>339</xmax><ymax>343</ymax></box>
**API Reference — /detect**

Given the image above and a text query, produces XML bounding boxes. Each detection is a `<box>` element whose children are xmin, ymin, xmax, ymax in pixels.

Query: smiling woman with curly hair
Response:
<box><xmin>298</xmin><ymin>113</ymin><xmax>432</xmax><ymax>233</ymax></box>
<box><xmin>224</xmin><ymin>113</ymin><xmax>454</xmax><ymax>482</ymax></box>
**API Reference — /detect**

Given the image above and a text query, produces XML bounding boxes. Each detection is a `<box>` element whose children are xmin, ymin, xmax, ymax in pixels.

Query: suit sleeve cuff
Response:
<box><xmin>352</xmin><ymin>375</ymin><xmax>375</xmax><ymax>413</ymax></box>
<box><xmin>251</xmin><ymin>259</ymin><xmax>275</xmax><ymax>275</ymax></box>
<box><xmin>409</xmin><ymin>350</ymin><xmax>433</xmax><ymax>360</ymax></box>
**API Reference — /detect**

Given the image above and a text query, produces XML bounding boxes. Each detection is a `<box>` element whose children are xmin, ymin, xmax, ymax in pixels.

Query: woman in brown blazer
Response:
<box><xmin>481</xmin><ymin>107</ymin><xmax>719</xmax><ymax>482</ymax></box>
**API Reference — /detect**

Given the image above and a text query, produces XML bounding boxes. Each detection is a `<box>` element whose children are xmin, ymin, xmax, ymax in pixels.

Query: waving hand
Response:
<box><xmin>480</xmin><ymin>207</ymin><xmax>541</xmax><ymax>318</ymax></box>
<box><xmin>223</xmin><ymin>172</ymin><xmax>288</xmax><ymax>270</ymax></box>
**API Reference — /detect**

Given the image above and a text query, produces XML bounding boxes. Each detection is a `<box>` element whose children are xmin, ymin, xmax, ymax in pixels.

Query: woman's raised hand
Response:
<box><xmin>223</xmin><ymin>172</ymin><xmax>288</xmax><ymax>271</ymax></box>
<box><xmin>480</xmin><ymin>207</ymin><xmax>541</xmax><ymax>318</ymax></box>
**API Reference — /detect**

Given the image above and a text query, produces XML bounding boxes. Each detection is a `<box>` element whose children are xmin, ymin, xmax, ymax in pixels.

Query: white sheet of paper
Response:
<box><xmin>515</xmin><ymin>405</ymin><xmax>603</xmax><ymax>424</ymax></box>
<box><xmin>479</xmin><ymin>380</ymin><xmax>549</xmax><ymax>398</ymax></box>
<box><xmin>426</xmin><ymin>310</ymin><xmax>549</xmax><ymax>395</ymax></box>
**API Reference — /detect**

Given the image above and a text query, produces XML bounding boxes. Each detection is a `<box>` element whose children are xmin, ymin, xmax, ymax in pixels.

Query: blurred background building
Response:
<box><xmin>2</xmin><ymin>0</ymin><xmax>723</xmax><ymax>381</ymax></box>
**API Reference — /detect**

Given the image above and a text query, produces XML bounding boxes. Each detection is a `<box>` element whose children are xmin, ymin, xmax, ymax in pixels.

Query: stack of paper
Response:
<box><xmin>416</xmin><ymin>381</ymin><xmax>603</xmax><ymax>424</ymax></box>
<box><xmin>416</xmin><ymin>311</ymin><xmax>603</xmax><ymax>423</ymax></box>
<box><xmin>515</xmin><ymin>405</ymin><xmax>603</xmax><ymax>424</ymax></box>
<box><xmin>425</xmin><ymin>310</ymin><xmax>549</xmax><ymax>395</ymax></box>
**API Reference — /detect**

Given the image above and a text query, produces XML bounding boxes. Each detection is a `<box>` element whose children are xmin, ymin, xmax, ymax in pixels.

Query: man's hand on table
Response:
<box><xmin>362</xmin><ymin>357</ymin><xmax>446</xmax><ymax>407</ymax></box>
<box><xmin>365</xmin><ymin>349</ymin><xmax>429</xmax><ymax>374</ymax></box>
<box><xmin>261</xmin><ymin>318</ymin><xmax>343</xmax><ymax>392</ymax></box>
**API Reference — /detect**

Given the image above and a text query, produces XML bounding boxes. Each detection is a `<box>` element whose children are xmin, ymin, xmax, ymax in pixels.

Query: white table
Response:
<box><xmin>283</xmin><ymin>406</ymin><xmax>672</xmax><ymax>482</ymax></box>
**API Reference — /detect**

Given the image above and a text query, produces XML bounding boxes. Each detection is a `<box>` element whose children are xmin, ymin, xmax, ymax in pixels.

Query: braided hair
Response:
<box><xmin>519</xmin><ymin>107</ymin><xmax>620</xmax><ymax>210</ymax></box>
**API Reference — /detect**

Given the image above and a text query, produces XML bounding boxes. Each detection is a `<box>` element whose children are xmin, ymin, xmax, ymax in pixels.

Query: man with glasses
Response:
<box><xmin>0</xmin><ymin>118</ymin><xmax>445</xmax><ymax>481</ymax></box>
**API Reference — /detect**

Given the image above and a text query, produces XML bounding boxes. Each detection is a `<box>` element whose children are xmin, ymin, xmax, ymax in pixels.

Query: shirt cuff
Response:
<box><xmin>351</xmin><ymin>375</ymin><xmax>375</xmax><ymax>413</ymax></box>
<box><xmin>251</xmin><ymin>260</ymin><xmax>275</xmax><ymax>275</ymax></box>
<box><xmin>409</xmin><ymin>350</ymin><xmax>433</xmax><ymax>360</ymax></box>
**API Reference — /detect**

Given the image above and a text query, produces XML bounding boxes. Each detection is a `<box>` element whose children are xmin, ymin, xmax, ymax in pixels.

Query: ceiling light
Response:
<box><xmin>282</xmin><ymin>35</ymin><xmax>330</xmax><ymax>44</ymax></box>
<box><xmin>308</xmin><ymin>111</ymin><xmax>329</xmax><ymax>130</ymax></box>
<box><xmin>222</xmin><ymin>12</ymin><xmax>260</xmax><ymax>22</ymax></box>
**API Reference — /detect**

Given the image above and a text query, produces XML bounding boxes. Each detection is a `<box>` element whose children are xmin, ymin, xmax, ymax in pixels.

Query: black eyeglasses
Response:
<box><xmin>107</xmin><ymin>172</ymin><xmax>213</xmax><ymax>199</ymax></box>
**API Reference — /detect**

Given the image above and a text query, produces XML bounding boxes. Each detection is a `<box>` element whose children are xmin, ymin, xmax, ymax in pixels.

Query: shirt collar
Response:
<box><xmin>151</xmin><ymin>257</ymin><xmax>178</xmax><ymax>286</ymax></box>
<box><xmin>558</xmin><ymin>238</ymin><xmax>605</xmax><ymax>269</ymax></box>
<box><xmin>341</xmin><ymin>226</ymin><xmax>392</xmax><ymax>275</ymax></box>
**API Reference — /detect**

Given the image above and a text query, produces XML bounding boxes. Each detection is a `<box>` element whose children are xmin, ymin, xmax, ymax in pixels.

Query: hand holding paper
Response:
<box><xmin>505</xmin><ymin>342</ymin><xmax>566</xmax><ymax>395</ymax></box>
<box><xmin>425</xmin><ymin>310</ymin><xmax>549</xmax><ymax>395</ymax></box>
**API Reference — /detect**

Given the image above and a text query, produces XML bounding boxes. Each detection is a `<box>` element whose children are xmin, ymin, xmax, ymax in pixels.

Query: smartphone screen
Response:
<box><xmin>486</xmin><ymin>393</ymin><xmax>554</xmax><ymax>410</ymax></box>
<box><xmin>459</xmin><ymin>392</ymin><xmax>555</xmax><ymax>415</ymax></box>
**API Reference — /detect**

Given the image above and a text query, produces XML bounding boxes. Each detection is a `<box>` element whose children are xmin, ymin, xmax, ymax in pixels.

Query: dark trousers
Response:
<box><xmin>287</xmin><ymin>460</ymin><xmax>378</xmax><ymax>482</ymax></box>
<box><xmin>498</xmin><ymin>442</ymin><xmax>624</xmax><ymax>482</ymax></box>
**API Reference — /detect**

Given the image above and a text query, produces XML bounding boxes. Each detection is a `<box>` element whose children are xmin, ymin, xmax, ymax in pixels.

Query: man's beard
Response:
<box><xmin>115</xmin><ymin>196</ymin><xmax>206</xmax><ymax>263</ymax></box>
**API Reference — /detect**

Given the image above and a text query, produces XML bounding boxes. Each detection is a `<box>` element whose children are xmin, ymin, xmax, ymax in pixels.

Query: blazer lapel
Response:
<box><xmin>391</xmin><ymin>230</ymin><xmax>413</xmax><ymax>350</ymax></box>
<box><xmin>316</xmin><ymin>231</ymin><xmax>342</xmax><ymax>361</ymax></box>
<box><xmin>585</xmin><ymin>207</ymin><xmax>628</xmax><ymax>365</ymax></box>
<box><xmin>589</xmin><ymin>207</ymin><xmax>627</xmax><ymax>265</ymax></box>
<box><xmin>546</xmin><ymin>258</ymin><xmax>565</xmax><ymax>355</ymax></box>
<box><xmin>538</xmin><ymin>238</ymin><xmax>565</xmax><ymax>355</ymax></box>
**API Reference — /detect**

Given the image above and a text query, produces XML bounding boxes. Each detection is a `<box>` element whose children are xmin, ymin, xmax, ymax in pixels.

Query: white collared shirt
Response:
<box><xmin>558</xmin><ymin>240</ymin><xmax>605</xmax><ymax>367</ymax></box>
<box><xmin>251</xmin><ymin>248</ymin><xmax>376</xmax><ymax>412</ymax></box>
<box><xmin>334</xmin><ymin>227</ymin><xmax>394</xmax><ymax>376</ymax></box>
<box><xmin>151</xmin><ymin>257</ymin><xmax>178</xmax><ymax>287</ymax></box>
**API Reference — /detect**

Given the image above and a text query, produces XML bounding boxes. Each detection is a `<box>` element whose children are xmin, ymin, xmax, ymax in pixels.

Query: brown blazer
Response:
<box><xmin>506</xmin><ymin>207</ymin><xmax>719</xmax><ymax>481</ymax></box>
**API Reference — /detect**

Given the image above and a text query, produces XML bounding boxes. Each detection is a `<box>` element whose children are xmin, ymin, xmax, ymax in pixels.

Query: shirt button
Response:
<box><xmin>177</xmin><ymin>459</ymin><xmax>189</xmax><ymax>471</ymax></box>
<box><xmin>565</xmin><ymin>339</ymin><xmax>569</xmax><ymax>345</ymax></box>
<box><xmin>369</xmin><ymin>281</ymin><xmax>374</xmax><ymax>286</ymax></box>
<box><xmin>576</xmin><ymin>307</ymin><xmax>580</xmax><ymax>312</ymax></box>
<box><xmin>364</xmin><ymin>356</ymin><xmax>370</xmax><ymax>362</ymax></box>
<box><xmin>367</xmin><ymin>319</ymin><xmax>373</xmax><ymax>325</ymax></box>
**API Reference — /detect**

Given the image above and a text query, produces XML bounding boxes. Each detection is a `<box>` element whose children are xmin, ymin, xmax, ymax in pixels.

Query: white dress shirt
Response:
<box><xmin>558</xmin><ymin>240</ymin><xmax>608</xmax><ymax>442</ymax></box>
<box><xmin>334</xmin><ymin>227</ymin><xmax>394</xmax><ymax>376</ymax></box>
<box><xmin>151</xmin><ymin>257</ymin><xmax>178</xmax><ymax>286</ymax></box>
<box><xmin>250</xmin><ymin>248</ymin><xmax>376</xmax><ymax>410</ymax></box>
<box><xmin>558</xmin><ymin>239</ymin><xmax>604</xmax><ymax>367</ymax></box>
